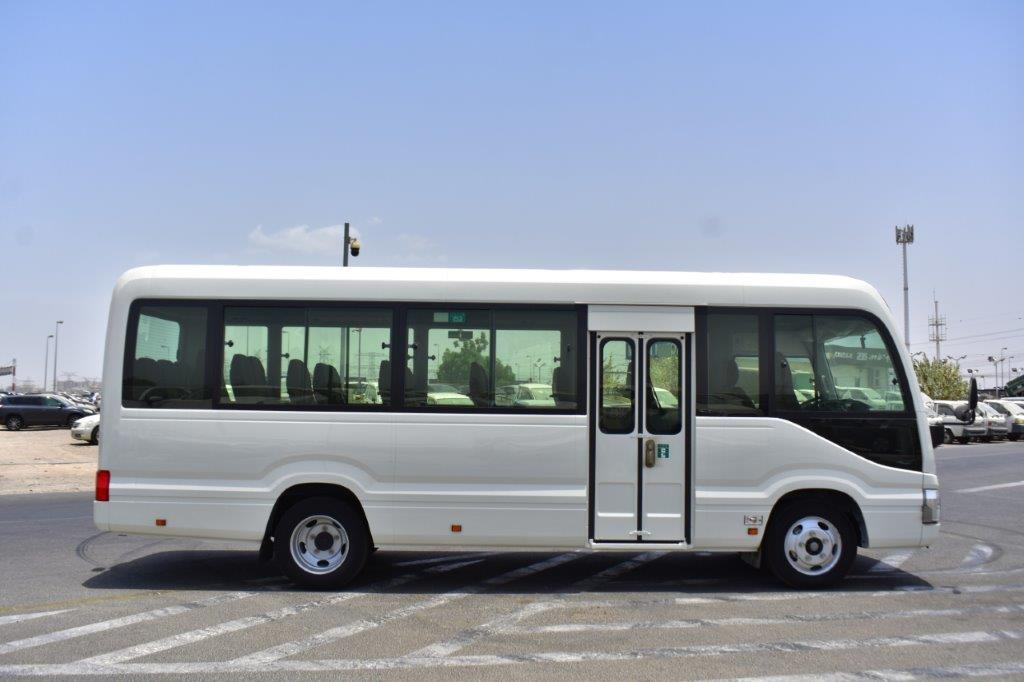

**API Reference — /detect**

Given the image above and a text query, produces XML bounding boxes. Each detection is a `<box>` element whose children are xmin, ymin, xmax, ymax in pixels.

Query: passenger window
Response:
<box><xmin>698</xmin><ymin>312</ymin><xmax>762</xmax><ymax>416</ymax></box>
<box><xmin>223</xmin><ymin>307</ymin><xmax>392</xmax><ymax>407</ymax></box>
<box><xmin>774</xmin><ymin>314</ymin><xmax>906</xmax><ymax>413</ymax></box>
<box><xmin>600</xmin><ymin>339</ymin><xmax>635</xmax><ymax>434</ymax></box>
<box><xmin>647</xmin><ymin>339</ymin><xmax>681</xmax><ymax>434</ymax></box>
<box><xmin>405</xmin><ymin>308</ymin><xmax>579</xmax><ymax>410</ymax></box>
<box><xmin>124</xmin><ymin>304</ymin><xmax>211</xmax><ymax>409</ymax></box>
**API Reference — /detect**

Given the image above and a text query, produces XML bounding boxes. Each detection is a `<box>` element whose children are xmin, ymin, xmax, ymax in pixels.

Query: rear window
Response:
<box><xmin>124</xmin><ymin>303</ymin><xmax>211</xmax><ymax>408</ymax></box>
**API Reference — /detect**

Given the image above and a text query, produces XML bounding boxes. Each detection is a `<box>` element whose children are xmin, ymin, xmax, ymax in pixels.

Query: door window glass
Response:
<box><xmin>774</xmin><ymin>314</ymin><xmax>907</xmax><ymax>413</ymax></box>
<box><xmin>647</xmin><ymin>339</ymin><xmax>682</xmax><ymax>434</ymax></box>
<box><xmin>600</xmin><ymin>338</ymin><xmax>635</xmax><ymax>434</ymax></box>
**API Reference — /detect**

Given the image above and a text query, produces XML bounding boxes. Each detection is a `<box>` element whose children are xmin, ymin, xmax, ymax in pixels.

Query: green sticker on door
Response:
<box><xmin>656</xmin><ymin>444</ymin><xmax>670</xmax><ymax>459</ymax></box>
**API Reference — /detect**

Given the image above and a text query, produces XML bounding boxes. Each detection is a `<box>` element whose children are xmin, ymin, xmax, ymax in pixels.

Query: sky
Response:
<box><xmin>1</xmin><ymin>1</ymin><xmax>1021</xmax><ymax>389</ymax></box>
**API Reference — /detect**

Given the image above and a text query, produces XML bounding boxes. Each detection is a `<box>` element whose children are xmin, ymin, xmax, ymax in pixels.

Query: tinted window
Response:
<box><xmin>988</xmin><ymin>402</ymin><xmax>1009</xmax><ymax>415</ymax></box>
<box><xmin>774</xmin><ymin>314</ymin><xmax>906</xmax><ymax>413</ymax></box>
<box><xmin>124</xmin><ymin>304</ymin><xmax>211</xmax><ymax>408</ymax></box>
<box><xmin>600</xmin><ymin>338</ymin><xmax>634</xmax><ymax>433</ymax></box>
<box><xmin>224</xmin><ymin>306</ymin><xmax>392</xmax><ymax>407</ymax></box>
<box><xmin>406</xmin><ymin>308</ymin><xmax>578</xmax><ymax>410</ymax></box>
<box><xmin>647</xmin><ymin>339</ymin><xmax>682</xmax><ymax>434</ymax></box>
<box><xmin>698</xmin><ymin>312</ymin><xmax>761</xmax><ymax>416</ymax></box>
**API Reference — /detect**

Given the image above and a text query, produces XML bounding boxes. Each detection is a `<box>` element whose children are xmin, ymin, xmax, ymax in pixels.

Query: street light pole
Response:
<box><xmin>895</xmin><ymin>225</ymin><xmax>914</xmax><ymax>350</ymax></box>
<box><xmin>43</xmin><ymin>334</ymin><xmax>53</xmax><ymax>392</ymax></box>
<box><xmin>53</xmin><ymin>321</ymin><xmax>63</xmax><ymax>393</ymax></box>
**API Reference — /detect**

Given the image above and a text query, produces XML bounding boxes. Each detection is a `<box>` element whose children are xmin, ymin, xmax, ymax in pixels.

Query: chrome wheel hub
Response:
<box><xmin>289</xmin><ymin>514</ymin><xmax>349</xmax><ymax>575</ymax></box>
<box><xmin>784</xmin><ymin>516</ymin><xmax>841</xmax><ymax>576</ymax></box>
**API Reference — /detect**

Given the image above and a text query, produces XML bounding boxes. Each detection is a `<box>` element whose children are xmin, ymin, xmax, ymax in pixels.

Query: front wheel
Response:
<box><xmin>274</xmin><ymin>497</ymin><xmax>369</xmax><ymax>588</ymax></box>
<box><xmin>764</xmin><ymin>502</ymin><xmax>857</xmax><ymax>588</ymax></box>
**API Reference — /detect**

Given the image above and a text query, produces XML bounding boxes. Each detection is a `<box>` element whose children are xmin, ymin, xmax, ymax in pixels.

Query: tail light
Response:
<box><xmin>96</xmin><ymin>469</ymin><xmax>110</xmax><ymax>502</ymax></box>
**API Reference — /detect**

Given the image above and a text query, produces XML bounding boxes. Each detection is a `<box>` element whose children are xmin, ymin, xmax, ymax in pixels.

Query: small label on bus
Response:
<box><xmin>657</xmin><ymin>444</ymin><xmax>670</xmax><ymax>458</ymax></box>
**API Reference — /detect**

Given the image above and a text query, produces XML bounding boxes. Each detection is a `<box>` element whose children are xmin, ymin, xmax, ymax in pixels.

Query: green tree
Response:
<box><xmin>436</xmin><ymin>333</ymin><xmax>516</xmax><ymax>387</ymax></box>
<box><xmin>913</xmin><ymin>356</ymin><xmax>967</xmax><ymax>400</ymax></box>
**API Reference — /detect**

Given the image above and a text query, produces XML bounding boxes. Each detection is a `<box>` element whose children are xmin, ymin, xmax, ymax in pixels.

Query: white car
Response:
<box><xmin>496</xmin><ymin>383</ymin><xmax>555</xmax><ymax>408</ymax></box>
<box><xmin>986</xmin><ymin>400</ymin><xmax>1024</xmax><ymax>442</ymax></box>
<box><xmin>975</xmin><ymin>402</ymin><xmax>1008</xmax><ymax>441</ymax></box>
<box><xmin>71</xmin><ymin>413</ymin><xmax>100</xmax><ymax>445</ymax></box>
<box><xmin>933</xmin><ymin>400</ymin><xmax>987</xmax><ymax>444</ymax></box>
<box><xmin>836</xmin><ymin>386</ymin><xmax>886</xmax><ymax>410</ymax></box>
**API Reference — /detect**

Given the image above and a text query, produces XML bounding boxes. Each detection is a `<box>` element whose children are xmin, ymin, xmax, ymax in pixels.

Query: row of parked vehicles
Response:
<box><xmin>926</xmin><ymin>395</ymin><xmax>1024</xmax><ymax>444</ymax></box>
<box><xmin>0</xmin><ymin>391</ymin><xmax>101</xmax><ymax>444</ymax></box>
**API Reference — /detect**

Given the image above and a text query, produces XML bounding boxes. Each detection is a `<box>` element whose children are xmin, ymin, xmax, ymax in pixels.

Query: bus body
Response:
<box><xmin>95</xmin><ymin>266</ymin><xmax>939</xmax><ymax>587</ymax></box>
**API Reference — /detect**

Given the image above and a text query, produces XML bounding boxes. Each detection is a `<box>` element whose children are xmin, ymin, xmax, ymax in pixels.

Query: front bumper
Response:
<box><xmin>71</xmin><ymin>426</ymin><xmax>91</xmax><ymax>440</ymax></box>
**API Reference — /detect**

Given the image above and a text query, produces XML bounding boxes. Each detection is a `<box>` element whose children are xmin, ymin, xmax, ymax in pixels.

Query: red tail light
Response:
<box><xmin>96</xmin><ymin>469</ymin><xmax>110</xmax><ymax>502</ymax></box>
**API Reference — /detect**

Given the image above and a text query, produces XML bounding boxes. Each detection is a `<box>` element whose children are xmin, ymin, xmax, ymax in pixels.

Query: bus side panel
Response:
<box><xmin>99</xmin><ymin>410</ymin><xmax>396</xmax><ymax>543</ymax></box>
<box><xmin>391</xmin><ymin>413</ymin><xmax>587</xmax><ymax>547</ymax></box>
<box><xmin>693</xmin><ymin>417</ymin><xmax>925</xmax><ymax>551</ymax></box>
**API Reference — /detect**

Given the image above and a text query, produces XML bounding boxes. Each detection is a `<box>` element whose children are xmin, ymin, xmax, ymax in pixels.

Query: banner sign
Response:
<box><xmin>0</xmin><ymin>365</ymin><xmax>13</xmax><ymax>377</ymax></box>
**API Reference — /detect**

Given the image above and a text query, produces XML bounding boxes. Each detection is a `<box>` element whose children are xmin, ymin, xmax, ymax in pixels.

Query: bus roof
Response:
<box><xmin>114</xmin><ymin>265</ymin><xmax>890</xmax><ymax>314</ymax></box>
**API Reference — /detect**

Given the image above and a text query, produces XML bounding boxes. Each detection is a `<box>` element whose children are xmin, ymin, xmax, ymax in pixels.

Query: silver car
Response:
<box><xmin>71</xmin><ymin>413</ymin><xmax>100</xmax><ymax>445</ymax></box>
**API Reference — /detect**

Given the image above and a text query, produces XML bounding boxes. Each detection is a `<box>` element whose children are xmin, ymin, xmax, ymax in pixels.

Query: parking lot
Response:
<box><xmin>0</xmin><ymin>437</ymin><xmax>1022</xmax><ymax>679</ymax></box>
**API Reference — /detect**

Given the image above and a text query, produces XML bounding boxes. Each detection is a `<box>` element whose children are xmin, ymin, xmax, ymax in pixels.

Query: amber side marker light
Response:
<box><xmin>95</xmin><ymin>470</ymin><xmax>110</xmax><ymax>502</ymax></box>
<box><xmin>747</xmin><ymin>528</ymin><xmax>758</xmax><ymax>536</ymax></box>
<box><xmin>155</xmin><ymin>519</ymin><xmax>167</xmax><ymax>527</ymax></box>
<box><xmin>451</xmin><ymin>524</ymin><xmax>462</xmax><ymax>533</ymax></box>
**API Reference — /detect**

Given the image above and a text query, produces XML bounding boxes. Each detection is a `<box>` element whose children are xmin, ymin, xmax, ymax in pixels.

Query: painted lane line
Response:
<box><xmin>961</xmin><ymin>543</ymin><xmax>996</xmax><ymax>567</ymax></box>
<box><xmin>2</xmin><ymin>628</ymin><xmax>1021</xmax><ymax>674</ymax></box>
<box><xmin>499</xmin><ymin>603</ymin><xmax>1024</xmax><ymax>634</ymax></box>
<box><xmin>0</xmin><ymin>609</ymin><xmax>74</xmax><ymax>628</ymax></box>
<box><xmin>956</xmin><ymin>479</ymin><xmax>1024</xmax><ymax>493</ymax></box>
<box><xmin>393</xmin><ymin>552</ymin><xmax>501</xmax><ymax>567</ymax></box>
<box><xmin>674</xmin><ymin>582</ymin><xmax>1024</xmax><ymax>605</ymax></box>
<box><xmin>0</xmin><ymin>592</ymin><xmax>251</xmax><ymax>657</ymax></box>
<box><xmin>78</xmin><ymin>556</ymin><xmax>485</xmax><ymax>666</ymax></box>
<box><xmin>866</xmin><ymin>550</ymin><xmax>912</xmax><ymax>573</ymax></box>
<box><xmin>229</xmin><ymin>552</ymin><xmax>582</xmax><ymax>665</ymax></box>
<box><xmin>728</xmin><ymin>660</ymin><xmax>1024</xmax><ymax>681</ymax></box>
<box><xmin>408</xmin><ymin>551</ymin><xmax>667</xmax><ymax>659</ymax></box>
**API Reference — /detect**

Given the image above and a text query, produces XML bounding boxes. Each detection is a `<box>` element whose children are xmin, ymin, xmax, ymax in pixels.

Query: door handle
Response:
<box><xmin>644</xmin><ymin>439</ymin><xmax>656</xmax><ymax>468</ymax></box>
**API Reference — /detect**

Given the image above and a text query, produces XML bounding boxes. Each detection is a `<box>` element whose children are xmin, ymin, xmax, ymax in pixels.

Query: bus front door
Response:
<box><xmin>592</xmin><ymin>332</ymin><xmax>687</xmax><ymax>543</ymax></box>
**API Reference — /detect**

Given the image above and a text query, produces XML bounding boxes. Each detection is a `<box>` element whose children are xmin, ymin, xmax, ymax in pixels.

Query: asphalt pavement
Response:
<box><xmin>0</xmin><ymin>440</ymin><xmax>1022</xmax><ymax>679</ymax></box>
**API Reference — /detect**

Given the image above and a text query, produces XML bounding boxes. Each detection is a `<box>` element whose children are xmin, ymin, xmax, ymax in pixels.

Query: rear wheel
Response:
<box><xmin>274</xmin><ymin>496</ymin><xmax>369</xmax><ymax>588</ymax></box>
<box><xmin>764</xmin><ymin>502</ymin><xmax>857</xmax><ymax>588</ymax></box>
<box><xmin>5</xmin><ymin>415</ymin><xmax>23</xmax><ymax>431</ymax></box>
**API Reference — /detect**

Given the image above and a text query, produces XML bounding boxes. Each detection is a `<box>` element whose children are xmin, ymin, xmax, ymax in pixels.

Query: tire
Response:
<box><xmin>90</xmin><ymin>426</ymin><xmax>99</xmax><ymax>445</ymax></box>
<box><xmin>943</xmin><ymin>428</ymin><xmax>953</xmax><ymax>445</ymax></box>
<box><xmin>1010</xmin><ymin>434</ymin><xmax>1020</xmax><ymax>442</ymax></box>
<box><xmin>274</xmin><ymin>496</ymin><xmax>369</xmax><ymax>588</ymax></box>
<box><xmin>764</xmin><ymin>501</ymin><xmax>857</xmax><ymax>589</ymax></box>
<box><xmin>957</xmin><ymin>436</ymin><xmax>970</xmax><ymax>444</ymax></box>
<box><xmin>5</xmin><ymin>415</ymin><xmax>24</xmax><ymax>431</ymax></box>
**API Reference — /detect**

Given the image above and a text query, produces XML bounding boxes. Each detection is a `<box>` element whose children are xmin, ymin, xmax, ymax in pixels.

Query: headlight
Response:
<box><xmin>1016</xmin><ymin>416</ymin><xmax>1024</xmax><ymax>425</ymax></box>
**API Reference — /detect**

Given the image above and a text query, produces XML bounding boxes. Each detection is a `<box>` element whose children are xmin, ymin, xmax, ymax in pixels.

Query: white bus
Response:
<box><xmin>95</xmin><ymin>266</ymin><xmax>949</xmax><ymax>589</ymax></box>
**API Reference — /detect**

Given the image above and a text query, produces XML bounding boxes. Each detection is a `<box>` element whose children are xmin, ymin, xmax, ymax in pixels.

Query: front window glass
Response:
<box><xmin>774</xmin><ymin>314</ymin><xmax>906</xmax><ymax>412</ymax></box>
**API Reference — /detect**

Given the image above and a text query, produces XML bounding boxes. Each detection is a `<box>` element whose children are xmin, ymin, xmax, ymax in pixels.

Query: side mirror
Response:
<box><xmin>954</xmin><ymin>378</ymin><xmax>979</xmax><ymax>424</ymax></box>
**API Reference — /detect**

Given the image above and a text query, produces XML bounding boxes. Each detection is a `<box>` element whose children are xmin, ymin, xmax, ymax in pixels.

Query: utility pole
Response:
<box><xmin>895</xmin><ymin>225</ymin><xmax>914</xmax><ymax>350</ymax></box>
<box><xmin>43</xmin><ymin>334</ymin><xmax>53</xmax><ymax>392</ymax></box>
<box><xmin>53</xmin><ymin>321</ymin><xmax>63</xmax><ymax>394</ymax></box>
<box><xmin>927</xmin><ymin>294</ymin><xmax>946</xmax><ymax>360</ymax></box>
<box><xmin>342</xmin><ymin>223</ymin><xmax>361</xmax><ymax>266</ymax></box>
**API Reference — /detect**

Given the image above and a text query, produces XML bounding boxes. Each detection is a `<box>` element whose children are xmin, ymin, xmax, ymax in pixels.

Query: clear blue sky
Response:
<box><xmin>1</xmin><ymin>1</ymin><xmax>1021</xmax><ymax>386</ymax></box>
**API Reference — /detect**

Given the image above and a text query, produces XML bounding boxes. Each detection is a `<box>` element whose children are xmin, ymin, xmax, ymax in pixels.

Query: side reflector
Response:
<box><xmin>155</xmin><ymin>519</ymin><xmax>166</xmax><ymax>527</ymax></box>
<box><xmin>451</xmin><ymin>524</ymin><xmax>462</xmax><ymax>533</ymax></box>
<box><xmin>95</xmin><ymin>470</ymin><xmax>110</xmax><ymax>502</ymax></box>
<box><xmin>747</xmin><ymin>528</ymin><xmax>758</xmax><ymax>535</ymax></box>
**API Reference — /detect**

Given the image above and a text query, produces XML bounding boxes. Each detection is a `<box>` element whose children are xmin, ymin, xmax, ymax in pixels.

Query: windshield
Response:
<box><xmin>987</xmin><ymin>402</ymin><xmax>1010</xmax><ymax>415</ymax></box>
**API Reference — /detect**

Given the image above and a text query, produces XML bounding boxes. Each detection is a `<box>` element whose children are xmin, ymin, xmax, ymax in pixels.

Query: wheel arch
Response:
<box><xmin>259</xmin><ymin>483</ymin><xmax>374</xmax><ymax>561</ymax></box>
<box><xmin>767</xmin><ymin>488</ymin><xmax>868</xmax><ymax>548</ymax></box>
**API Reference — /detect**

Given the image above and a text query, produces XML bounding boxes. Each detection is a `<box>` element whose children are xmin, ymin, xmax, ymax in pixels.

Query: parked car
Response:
<box><xmin>975</xmin><ymin>402</ymin><xmax>1008</xmax><ymax>441</ymax></box>
<box><xmin>933</xmin><ymin>400</ymin><xmax>987</xmax><ymax>444</ymax></box>
<box><xmin>0</xmin><ymin>394</ymin><xmax>97</xmax><ymax>430</ymax></box>
<box><xmin>836</xmin><ymin>386</ymin><xmax>886</xmax><ymax>410</ymax></box>
<box><xmin>496</xmin><ymin>383</ymin><xmax>555</xmax><ymax>407</ymax></box>
<box><xmin>71</xmin><ymin>413</ymin><xmax>100</xmax><ymax>445</ymax></box>
<box><xmin>986</xmin><ymin>400</ymin><xmax>1024</xmax><ymax>442</ymax></box>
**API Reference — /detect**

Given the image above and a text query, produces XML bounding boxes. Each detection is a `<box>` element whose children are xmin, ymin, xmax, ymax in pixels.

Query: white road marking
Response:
<box><xmin>408</xmin><ymin>551</ymin><xmax>667</xmax><ymax>659</ymax></box>
<box><xmin>229</xmin><ymin>552</ymin><xmax>581</xmax><ymax>665</ymax></box>
<box><xmin>393</xmin><ymin>552</ymin><xmax>500</xmax><ymax>567</ymax></box>
<box><xmin>956</xmin><ymin>479</ymin><xmax>1024</xmax><ymax>493</ymax></box>
<box><xmin>1</xmin><ymin>628</ymin><xmax>1020</xmax><ymax>674</ymax></box>
<box><xmin>867</xmin><ymin>550</ymin><xmax>912</xmax><ymax>573</ymax></box>
<box><xmin>961</xmin><ymin>543</ymin><xmax>996</xmax><ymax>567</ymax></box>
<box><xmin>0</xmin><ymin>592</ymin><xmax>250</xmax><ymax>657</ymax></box>
<box><xmin>727</xmin><ymin>661</ymin><xmax>1024</xmax><ymax>681</ymax></box>
<box><xmin>675</xmin><ymin>582</ymin><xmax>1024</xmax><ymax>604</ymax></box>
<box><xmin>0</xmin><ymin>609</ymin><xmax>74</xmax><ymax>627</ymax></box>
<box><xmin>78</xmin><ymin>556</ymin><xmax>485</xmax><ymax>665</ymax></box>
<box><xmin>499</xmin><ymin>603</ymin><xmax>1024</xmax><ymax>634</ymax></box>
